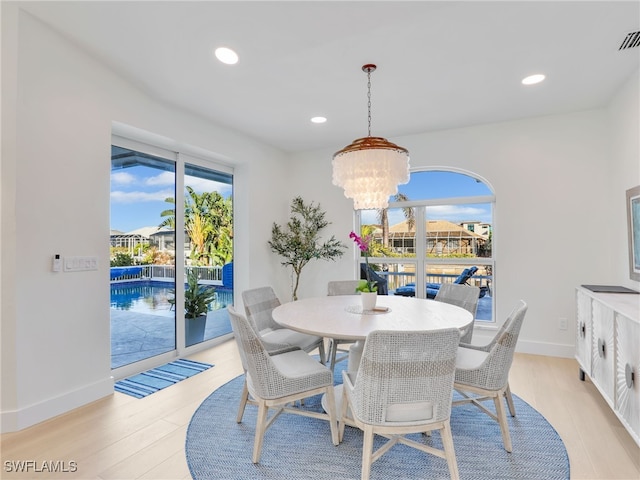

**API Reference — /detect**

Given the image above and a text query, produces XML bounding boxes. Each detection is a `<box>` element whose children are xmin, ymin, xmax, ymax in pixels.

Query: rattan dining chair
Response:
<box><xmin>453</xmin><ymin>300</ymin><xmax>528</xmax><ymax>453</ymax></box>
<box><xmin>242</xmin><ymin>286</ymin><xmax>326</xmax><ymax>363</ymax></box>
<box><xmin>227</xmin><ymin>306</ymin><xmax>339</xmax><ymax>463</ymax></box>
<box><xmin>339</xmin><ymin>328</ymin><xmax>462</xmax><ymax>480</ymax></box>
<box><xmin>434</xmin><ymin>283</ymin><xmax>481</xmax><ymax>343</ymax></box>
<box><xmin>326</xmin><ymin>280</ymin><xmax>361</xmax><ymax>371</ymax></box>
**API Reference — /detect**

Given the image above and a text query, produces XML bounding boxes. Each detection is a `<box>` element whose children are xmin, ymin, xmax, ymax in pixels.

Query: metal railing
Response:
<box><xmin>382</xmin><ymin>271</ymin><xmax>492</xmax><ymax>291</ymax></box>
<box><xmin>110</xmin><ymin>265</ymin><xmax>223</xmax><ymax>285</ymax></box>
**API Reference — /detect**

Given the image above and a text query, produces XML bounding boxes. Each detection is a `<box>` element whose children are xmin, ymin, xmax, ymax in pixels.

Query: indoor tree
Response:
<box><xmin>269</xmin><ymin>197</ymin><xmax>346</xmax><ymax>300</ymax></box>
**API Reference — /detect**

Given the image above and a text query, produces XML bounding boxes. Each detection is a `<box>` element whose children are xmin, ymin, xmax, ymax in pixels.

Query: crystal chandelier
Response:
<box><xmin>332</xmin><ymin>64</ymin><xmax>410</xmax><ymax>210</ymax></box>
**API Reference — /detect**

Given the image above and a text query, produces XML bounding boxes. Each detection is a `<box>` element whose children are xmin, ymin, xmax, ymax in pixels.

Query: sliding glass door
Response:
<box><xmin>110</xmin><ymin>145</ymin><xmax>177</xmax><ymax>369</ymax></box>
<box><xmin>110</xmin><ymin>139</ymin><xmax>233</xmax><ymax>374</ymax></box>
<box><xmin>181</xmin><ymin>162</ymin><xmax>233</xmax><ymax>347</ymax></box>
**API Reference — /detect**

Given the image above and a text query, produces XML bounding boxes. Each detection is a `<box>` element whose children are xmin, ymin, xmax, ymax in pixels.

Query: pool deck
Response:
<box><xmin>111</xmin><ymin>308</ymin><xmax>231</xmax><ymax>369</ymax></box>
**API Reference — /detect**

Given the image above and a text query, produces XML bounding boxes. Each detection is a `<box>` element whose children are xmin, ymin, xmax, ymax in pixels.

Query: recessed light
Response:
<box><xmin>522</xmin><ymin>74</ymin><xmax>545</xmax><ymax>85</ymax></box>
<box><xmin>214</xmin><ymin>47</ymin><xmax>238</xmax><ymax>65</ymax></box>
<box><xmin>311</xmin><ymin>116</ymin><xmax>327</xmax><ymax>124</ymax></box>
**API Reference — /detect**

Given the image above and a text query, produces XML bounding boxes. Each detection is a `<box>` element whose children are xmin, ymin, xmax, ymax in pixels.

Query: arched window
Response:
<box><xmin>357</xmin><ymin>169</ymin><xmax>495</xmax><ymax>322</ymax></box>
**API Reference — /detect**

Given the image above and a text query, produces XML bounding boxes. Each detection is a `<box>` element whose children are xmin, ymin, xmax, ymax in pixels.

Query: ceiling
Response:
<box><xmin>17</xmin><ymin>1</ymin><xmax>640</xmax><ymax>153</ymax></box>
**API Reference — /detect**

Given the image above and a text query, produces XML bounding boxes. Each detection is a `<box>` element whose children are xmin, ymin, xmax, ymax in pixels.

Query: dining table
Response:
<box><xmin>272</xmin><ymin>294</ymin><xmax>473</xmax><ymax>344</ymax></box>
<box><xmin>272</xmin><ymin>294</ymin><xmax>473</xmax><ymax>412</ymax></box>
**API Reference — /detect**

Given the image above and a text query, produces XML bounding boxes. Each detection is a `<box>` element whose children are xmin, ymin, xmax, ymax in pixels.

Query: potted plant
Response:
<box><xmin>350</xmin><ymin>231</ymin><xmax>378</xmax><ymax>310</ymax></box>
<box><xmin>269</xmin><ymin>197</ymin><xmax>346</xmax><ymax>300</ymax></box>
<box><xmin>184</xmin><ymin>270</ymin><xmax>217</xmax><ymax>346</ymax></box>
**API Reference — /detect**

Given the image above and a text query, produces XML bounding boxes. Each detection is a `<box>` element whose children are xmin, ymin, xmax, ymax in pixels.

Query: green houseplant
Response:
<box><xmin>183</xmin><ymin>270</ymin><xmax>217</xmax><ymax>346</ymax></box>
<box><xmin>269</xmin><ymin>197</ymin><xmax>346</xmax><ymax>300</ymax></box>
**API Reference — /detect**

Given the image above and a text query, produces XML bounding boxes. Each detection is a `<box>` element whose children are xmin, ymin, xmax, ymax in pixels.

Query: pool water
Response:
<box><xmin>111</xmin><ymin>282</ymin><xmax>174</xmax><ymax>316</ymax></box>
<box><xmin>110</xmin><ymin>281</ymin><xmax>232</xmax><ymax>317</ymax></box>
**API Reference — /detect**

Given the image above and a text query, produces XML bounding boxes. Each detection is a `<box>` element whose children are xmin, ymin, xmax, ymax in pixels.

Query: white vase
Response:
<box><xmin>361</xmin><ymin>292</ymin><xmax>377</xmax><ymax>311</ymax></box>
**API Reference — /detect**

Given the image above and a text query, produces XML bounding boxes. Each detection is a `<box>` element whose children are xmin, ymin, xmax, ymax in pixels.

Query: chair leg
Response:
<box><xmin>493</xmin><ymin>391</ymin><xmax>513</xmax><ymax>453</ymax></box>
<box><xmin>236</xmin><ymin>378</ymin><xmax>249</xmax><ymax>423</ymax></box>
<box><xmin>505</xmin><ymin>383</ymin><xmax>516</xmax><ymax>417</ymax></box>
<box><xmin>441</xmin><ymin>421</ymin><xmax>460</xmax><ymax>480</ymax></box>
<box><xmin>361</xmin><ymin>425</ymin><xmax>374</xmax><ymax>480</ymax></box>
<box><xmin>252</xmin><ymin>400</ymin><xmax>269</xmax><ymax>463</ymax></box>
<box><xmin>324</xmin><ymin>386</ymin><xmax>339</xmax><ymax>446</ymax></box>
<box><xmin>338</xmin><ymin>386</ymin><xmax>349</xmax><ymax>442</ymax></box>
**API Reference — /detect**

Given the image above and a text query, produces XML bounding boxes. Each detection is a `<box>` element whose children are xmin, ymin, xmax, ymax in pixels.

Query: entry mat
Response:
<box><xmin>115</xmin><ymin>359</ymin><xmax>214</xmax><ymax>398</ymax></box>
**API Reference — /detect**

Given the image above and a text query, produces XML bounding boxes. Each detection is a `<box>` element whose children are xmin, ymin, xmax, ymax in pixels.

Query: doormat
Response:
<box><xmin>115</xmin><ymin>359</ymin><xmax>214</xmax><ymax>398</ymax></box>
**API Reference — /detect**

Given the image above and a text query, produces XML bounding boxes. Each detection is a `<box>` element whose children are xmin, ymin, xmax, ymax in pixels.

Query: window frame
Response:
<box><xmin>355</xmin><ymin>168</ymin><xmax>495</xmax><ymax>323</ymax></box>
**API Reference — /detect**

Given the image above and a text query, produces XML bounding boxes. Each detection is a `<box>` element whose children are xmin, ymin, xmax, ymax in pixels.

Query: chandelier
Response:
<box><xmin>332</xmin><ymin>64</ymin><xmax>410</xmax><ymax>210</ymax></box>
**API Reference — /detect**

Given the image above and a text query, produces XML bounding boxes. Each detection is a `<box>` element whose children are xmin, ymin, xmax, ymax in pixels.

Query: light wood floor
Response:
<box><xmin>1</xmin><ymin>341</ymin><xmax>639</xmax><ymax>479</ymax></box>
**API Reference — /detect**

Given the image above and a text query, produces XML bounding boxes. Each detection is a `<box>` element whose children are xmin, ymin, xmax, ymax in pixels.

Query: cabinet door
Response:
<box><xmin>616</xmin><ymin>313</ymin><xmax>640</xmax><ymax>444</ymax></box>
<box><xmin>576</xmin><ymin>290</ymin><xmax>592</xmax><ymax>373</ymax></box>
<box><xmin>592</xmin><ymin>301</ymin><xmax>615</xmax><ymax>406</ymax></box>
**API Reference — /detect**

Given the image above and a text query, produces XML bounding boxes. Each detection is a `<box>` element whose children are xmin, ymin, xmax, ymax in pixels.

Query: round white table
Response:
<box><xmin>272</xmin><ymin>294</ymin><xmax>473</xmax><ymax>341</ymax></box>
<box><xmin>272</xmin><ymin>294</ymin><xmax>473</xmax><ymax>414</ymax></box>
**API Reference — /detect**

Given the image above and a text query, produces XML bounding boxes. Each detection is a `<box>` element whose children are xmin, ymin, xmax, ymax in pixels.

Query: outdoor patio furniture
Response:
<box><xmin>394</xmin><ymin>266</ymin><xmax>483</xmax><ymax>298</ymax></box>
<box><xmin>360</xmin><ymin>264</ymin><xmax>388</xmax><ymax>295</ymax></box>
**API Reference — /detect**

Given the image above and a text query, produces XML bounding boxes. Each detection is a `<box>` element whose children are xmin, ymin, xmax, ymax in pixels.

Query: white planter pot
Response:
<box><xmin>361</xmin><ymin>292</ymin><xmax>377</xmax><ymax>311</ymax></box>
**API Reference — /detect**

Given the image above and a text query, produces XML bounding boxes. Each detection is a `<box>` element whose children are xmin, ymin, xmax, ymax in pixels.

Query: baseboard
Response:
<box><xmin>514</xmin><ymin>339</ymin><xmax>575</xmax><ymax>358</ymax></box>
<box><xmin>472</xmin><ymin>331</ymin><xmax>575</xmax><ymax>358</ymax></box>
<box><xmin>1</xmin><ymin>376</ymin><xmax>114</xmax><ymax>433</ymax></box>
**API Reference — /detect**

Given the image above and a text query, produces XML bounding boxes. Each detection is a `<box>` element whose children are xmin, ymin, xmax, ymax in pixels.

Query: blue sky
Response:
<box><xmin>110</xmin><ymin>165</ymin><xmax>232</xmax><ymax>232</ymax></box>
<box><xmin>362</xmin><ymin>170</ymin><xmax>494</xmax><ymax>226</ymax></box>
<box><xmin>111</xmin><ymin>167</ymin><xmax>491</xmax><ymax>232</ymax></box>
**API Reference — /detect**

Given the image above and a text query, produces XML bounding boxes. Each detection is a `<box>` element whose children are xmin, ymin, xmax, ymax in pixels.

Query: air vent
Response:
<box><xmin>619</xmin><ymin>31</ymin><xmax>640</xmax><ymax>50</ymax></box>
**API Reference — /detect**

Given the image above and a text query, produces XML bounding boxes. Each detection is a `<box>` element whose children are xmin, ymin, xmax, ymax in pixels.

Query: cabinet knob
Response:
<box><xmin>597</xmin><ymin>338</ymin><xmax>606</xmax><ymax>358</ymax></box>
<box><xmin>579</xmin><ymin>322</ymin><xmax>586</xmax><ymax>337</ymax></box>
<box><xmin>625</xmin><ymin>363</ymin><xmax>635</xmax><ymax>389</ymax></box>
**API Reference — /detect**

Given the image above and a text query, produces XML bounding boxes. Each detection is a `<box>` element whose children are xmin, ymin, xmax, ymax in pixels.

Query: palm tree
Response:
<box><xmin>377</xmin><ymin>193</ymin><xmax>415</xmax><ymax>250</ymax></box>
<box><xmin>159</xmin><ymin>187</ymin><xmax>233</xmax><ymax>266</ymax></box>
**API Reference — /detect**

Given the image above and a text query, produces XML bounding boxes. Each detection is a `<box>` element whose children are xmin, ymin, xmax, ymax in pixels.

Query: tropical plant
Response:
<box><xmin>269</xmin><ymin>197</ymin><xmax>346</xmax><ymax>300</ymax></box>
<box><xmin>183</xmin><ymin>270</ymin><xmax>217</xmax><ymax>319</ymax></box>
<box><xmin>110</xmin><ymin>251</ymin><xmax>134</xmax><ymax>267</ymax></box>
<box><xmin>160</xmin><ymin>187</ymin><xmax>233</xmax><ymax>266</ymax></box>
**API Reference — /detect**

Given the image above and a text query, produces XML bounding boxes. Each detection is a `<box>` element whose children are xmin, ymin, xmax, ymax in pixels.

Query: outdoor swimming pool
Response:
<box><xmin>111</xmin><ymin>281</ymin><xmax>233</xmax><ymax>368</ymax></box>
<box><xmin>111</xmin><ymin>281</ymin><xmax>174</xmax><ymax>316</ymax></box>
<box><xmin>110</xmin><ymin>281</ymin><xmax>232</xmax><ymax>317</ymax></box>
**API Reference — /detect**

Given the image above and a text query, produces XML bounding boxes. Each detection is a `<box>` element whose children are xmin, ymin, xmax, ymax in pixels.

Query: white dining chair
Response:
<box><xmin>434</xmin><ymin>283</ymin><xmax>480</xmax><ymax>343</ymax></box>
<box><xmin>227</xmin><ymin>306</ymin><xmax>338</xmax><ymax>463</ymax></box>
<box><xmin>242</xmin><ymin>286</ymin><xmax>326</xmax><ymax>363</ymax></box>
<box><xmin>339</xmin><ymin>328</ymin><xmax>461</xmax><ymax>480</ymax></box>
<box><xmin>326</xmin><ymin>280</ymin><xmax>361</xmax><ymax>371</ymax></box>
<box><xmin>453</xmin><ymin>300</ymin><xmax>528</xmax><ymax>452</ymax></box>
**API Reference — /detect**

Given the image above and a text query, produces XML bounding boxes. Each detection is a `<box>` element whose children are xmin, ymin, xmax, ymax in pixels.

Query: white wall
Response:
<box><xmin>1</xmin><ymin>7</ymin><xmax>292</xmax><ymax>432</ymax></box>
<box><xmin>608</xmin><ymin>70</ymin><xmax>640</xmax><ymax>290</ymax></box>
<box><xmin>287</xmin><ymin>75</ymin><xmax>639</xmax><ymax>358</ymax></box>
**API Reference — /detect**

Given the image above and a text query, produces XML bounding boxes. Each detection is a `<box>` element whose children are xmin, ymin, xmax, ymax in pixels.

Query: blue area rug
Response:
<box><xmin>186</xmin><ymin>363</ymin><xmax>569</xmax><ymax>479</ymax></box>
<box><xmin>115</xmin><ymin>359</ymin><xmax>213</xmax><ymax>398</ymax></box>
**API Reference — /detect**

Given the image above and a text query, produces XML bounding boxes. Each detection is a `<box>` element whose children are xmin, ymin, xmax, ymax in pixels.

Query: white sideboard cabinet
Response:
<box><xmin>575</xmin><ymin>286</ymin><xmax>640</xmax><ymax>446</ymax></box>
